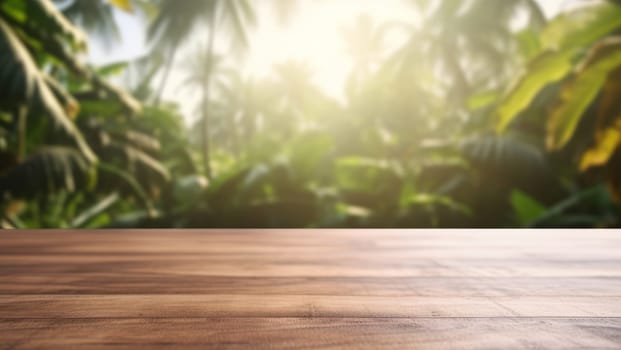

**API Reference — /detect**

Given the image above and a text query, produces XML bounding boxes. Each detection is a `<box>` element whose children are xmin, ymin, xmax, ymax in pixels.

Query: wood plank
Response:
<box><xmin>3</xmin><ymin>275</ymin><xmax>621</xmax><ymax>297</ymax></box>
<box><xmin>2</xmin><ymin>318</ymin><xmax>621</xmax><ymax>350</ymax></box>
<box><xmin>3</xmin><ymin>257</ymin><xmax>621</xmax><ymax>279</ymax></box>
<box><xmin>2</xmin><ymin>295</ymin><xmax>621</xmax><ymax>318</ymax></box>
<box><xmin>1</xmin><ymin>229</ymin><xmax>621</xmax><ymax>348</ymax></box>
<box><xmin>1</xmin><ymin>230</ymin><xmax>620</xmax><ymax>255</ymax></box>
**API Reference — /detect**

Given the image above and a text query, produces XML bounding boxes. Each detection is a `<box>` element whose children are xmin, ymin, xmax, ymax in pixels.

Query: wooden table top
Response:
<box><xmin>1</xmin><ymin>229</ymin><xmax>620</xmax><ymax>349</ymax></box>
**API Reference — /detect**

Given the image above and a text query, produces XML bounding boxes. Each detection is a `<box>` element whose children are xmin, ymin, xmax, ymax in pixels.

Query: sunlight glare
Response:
<box><xmin>88</xmin><ymin>0</ymin><xmax>567</xmax><ymax>124</ymax></box>
<box><xmin>246</xmin><ymin>0</ymin><xmax>420</xmax><ymax>100</ymax></box>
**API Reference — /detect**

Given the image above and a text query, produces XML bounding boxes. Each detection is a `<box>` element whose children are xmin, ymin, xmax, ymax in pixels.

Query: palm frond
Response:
<box><xmin>0</xmin><ymin>18</ymin><xmax>96</xmax><ymax>162</ymax></box>
<box><xmin>0</xmin><ymin>146</ymin><xmax>94</xmax><ymax>200</ymax></box>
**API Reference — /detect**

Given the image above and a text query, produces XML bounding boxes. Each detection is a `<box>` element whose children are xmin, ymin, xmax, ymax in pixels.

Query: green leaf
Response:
<box><xmin>547</xmin><ymin>39</ymin><xmax>621</xmax><ymax>150</ymax></box>
<box><xmin>461</xmin><ymin>135</ymin><xmax>548</xmax><ymax>179</ymax></box>
<box><xmin>467</xmin><ymin>90</ymin><xmax>500</xmax><ymax>111</ymax></box>
<box><xmin>336</xmin><ymin>203</ymin><xmax>371</xmax><ymax>218</ymax></box>
<box><xmin>530</xmin><ymin>186</ymin><xmax>616</xmax><ymax>227</ymax></box>
<box><xmin>97</xmin><ymin>162</ymin><xmax>156</xmax><ymax>214</ymax></box>
<box><xmin>515</xmin><ymin>28</ymin><xmax>542</xmax><ymax>60</ymax></box>
<box><xmin>335</xmin><ymin>157</ymin><xmax>403</xmax><ymax>192</ymax></box>
<box><xmin>173</xmin><ymin>175</ymin><xmax>208</xmax><ymax>207</ymax></box>
<box><xmin>404</xmin><ymin>194</ymin><xmax>471</xmax><ymax>216</ymax></box>
<box><xmin>285</xmin><ymin>131</ymin><xmax>333</xmax><ymax>180</ymax></box>
<box><xmin>92</xmin><ymin>75</ymin><xmax>142</xmax><ymax>115</ymax></box>
<box><xmin>43</xmin><ymin>74</ymin><xmax>79</xmax><ymax>119</ymax></box>
<box><xmin>96</xmin><ymin>61</ymin><xmax>129</xmax><ymax>77</ymax></box>
<box><xmin>205</xmin><ymin>165</ymin><xmax>252</xmax><ymax>204</ymax></box>
<box><xmin>542</xmin><ymin>2</ymin><xmax>621</xmax><ymax>51</ymax></box>
<box><xmin>1</xmin><ymin>0</ymin><xmax>87</xmax><ymax>50</ymax></box>
<box><xmin>580</xmin><ymin>119</ymin><xmax>621</xmax><ymax>171</ymax></box>
<box><xmin>124</xmin><ymin>130</ymin><xmax>161</xmax><ymax>152</ymax></box>
<box><xmin>121</xmin><ymin>145</ymin><xmax>171</xmax><ymax>183</ymax></box>
<box><xmin>0</xmin><ymin>146</ymin><xmax>94</xmax><ymax>199</ymax></box>
<box><xmin>71</xmin><ymin>192</ymin><xmax>119</xmax><ymax>228</ymax></box>
<box><xmin>497</xmin><ymin>50</ymin><xmax>574</xmax><ymax>132</ymax></box>
<box><xmin>511</xmin><ymin>190</ymin><xmax>546</xmax><ymax>226</ymax></box>
<box><xmin>0</xmin><ymin>18</ymin><xmax>96</xmax><ymax>162</ymax></box>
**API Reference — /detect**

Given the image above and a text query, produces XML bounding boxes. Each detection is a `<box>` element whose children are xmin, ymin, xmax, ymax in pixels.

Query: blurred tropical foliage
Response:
<box><xmin>1</xmin><ymin>0</ymin><xmax>620</xmax><ymax>228</ymax></box>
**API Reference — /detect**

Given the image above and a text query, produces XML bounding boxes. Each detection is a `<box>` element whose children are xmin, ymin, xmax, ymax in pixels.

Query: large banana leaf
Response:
<box><xmin>497</xmin><ymin>1</ymin><xmax>621</xmax><ymax>134</ymax></box>
<box><xmin>547</xmin><ymin>38</ymin><xmax>621</xmax><ymax>150</ymax></box>
<box><xmin>541</xmin><ymin>2</ymin><xmax>621</xmax><ymax>51</ymax></box>
<box><xmin>580</xmin><ymin>66</ymin><xmax>621</xmax><ymax>171</ymax></box>
<box><xmin>496</xmin><ymin>50</ymin><xmax>574</xmax><ymax>132</ymax></box>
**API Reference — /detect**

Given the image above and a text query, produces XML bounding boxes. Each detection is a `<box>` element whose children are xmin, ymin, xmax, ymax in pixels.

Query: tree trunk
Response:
<box><xmin>154</xmin><ymin>44</ymin><xmax>179</xmax><ymax>106</ymax></box>
<box><xmin>202</xmin><ymin>11</ymin><xmax>217</xmax><ymax>179</ymax></box>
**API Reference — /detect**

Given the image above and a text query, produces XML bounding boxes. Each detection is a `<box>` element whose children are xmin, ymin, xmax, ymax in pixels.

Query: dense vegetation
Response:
<box><xmin>1</xmin><ymin>0</ymin><xmax>620</xmax><ymax>228</ymax></box>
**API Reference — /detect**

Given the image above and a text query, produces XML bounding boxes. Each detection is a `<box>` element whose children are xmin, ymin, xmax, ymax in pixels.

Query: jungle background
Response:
<box><xmin>1</xmin><ymin>0</ymin><xmax>621</xmax><ymax>228</ymax></box>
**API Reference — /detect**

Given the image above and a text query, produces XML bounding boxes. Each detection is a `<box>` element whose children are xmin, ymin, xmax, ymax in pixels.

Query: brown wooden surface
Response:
<box><xmin>1</xmin><ymin>229</ymin><xmax>620</xmax><ymax>349</ymax></box>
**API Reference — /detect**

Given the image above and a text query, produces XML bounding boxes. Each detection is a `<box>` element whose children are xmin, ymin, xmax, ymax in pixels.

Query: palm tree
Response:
<box><xmin>344</xmin><ymin>14</ymin><xmax>386</xmax><ymax>77</ymax></box>
<box><xmin>54</xmin><ymin>0</ymin><xmax>121</xmax><ymax>47</ymax></box>
<box><xmin>0</xmin><ymin>0</ymin><xmax>153</xmax><ymax>227</ymax></box>
<box><xmin>273</xmin><ymin>61</ymin><xmax>319</xmax><ymax>116</ymax></box>
<box><xmin>212</xmin><ymin>71</ymin><xmax>281</xmax><ymax>156</ymax></box>
<box><xmin>148</xmin><ymin>0</ymin><xmax>256</xmax><ymax>178</ymax></box>
<box><xmin>396</xmin><ymin>0</ymin><xmax>546</xmax><ymax>105</ymax></box>
<box><xmin>179</xmin><ymin>47</ymin><xmax>230</xmax><ymax>165</ymax></box>
<box><xmin>0</xmin><ymin>0</ymin><xmax>94</xmax><ymax>162</ymax></box>
<box><xmin>53</xmin><ymin>0</ymin><xmax>148</xmax><ymax>48</ymax></box>
<box><xmin>342</xmin><ymin>14</ymin><xmax>388</xmax><ymax>97</ymax></box>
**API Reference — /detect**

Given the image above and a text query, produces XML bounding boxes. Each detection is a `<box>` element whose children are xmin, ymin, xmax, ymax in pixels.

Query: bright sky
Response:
<box><xmin>246</xmin><ymin>0</ymin><xmax>419</xmax><ymax>98</ymax></box>
<box><xmin>90</xmin><ymin>0</ymin><xmax>566</xmax><ymax>123</ymax></box>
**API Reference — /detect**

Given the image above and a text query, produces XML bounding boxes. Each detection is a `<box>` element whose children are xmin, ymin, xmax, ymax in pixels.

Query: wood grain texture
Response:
<box><xmin>1</xmin><ymin>229</ymin><xmax>620</xmax><ymax>349</ymax></box>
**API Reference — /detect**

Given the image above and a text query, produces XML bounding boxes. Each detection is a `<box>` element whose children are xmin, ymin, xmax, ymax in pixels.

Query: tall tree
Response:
<box><xmin>397</xmin><ymin>0</ymin><xmax>546</xmax><ymax>105</ymax></box>
<box><xmin>148</xmin><ymin>0</ymin><xmax>256</xmax><ymax>178</ymax></box>
<box><xmin>344</xmin><ymin>14</ymin><xmax>386</xmax><ymax>77</ymax></box>
<box><xmin>343</xmin><ymin>14</ymin><xmax>388</xmax><ymax>98</ymax></box>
